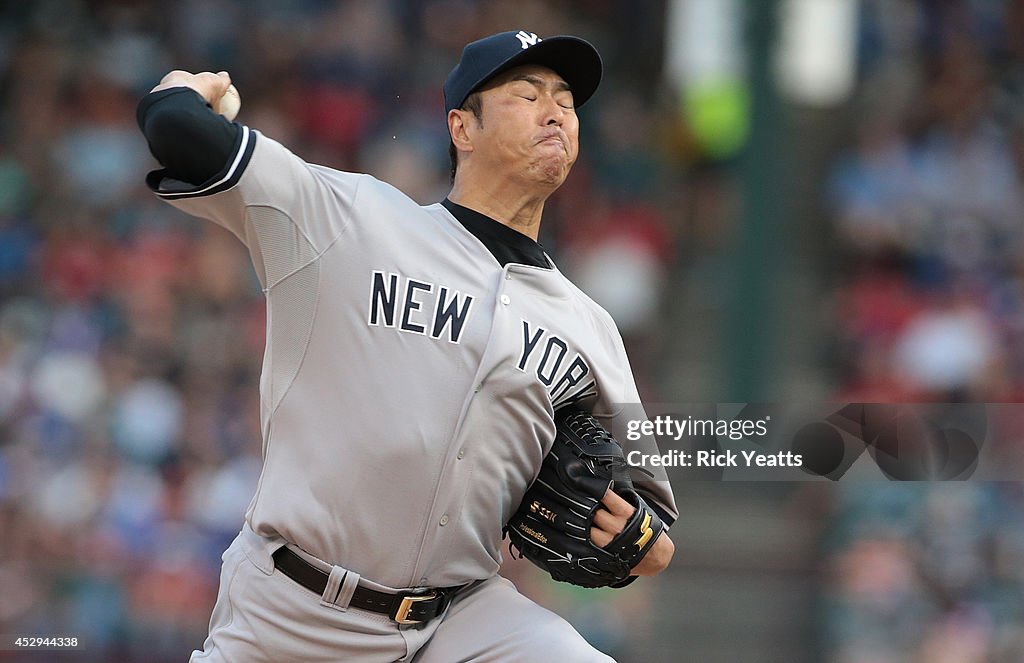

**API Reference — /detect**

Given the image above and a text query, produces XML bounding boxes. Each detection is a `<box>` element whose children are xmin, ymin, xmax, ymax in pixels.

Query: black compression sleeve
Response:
<box><xmin>137</xmin><ymin>87</ymin><xmax>241</xmax><ymax>186</ymax></box>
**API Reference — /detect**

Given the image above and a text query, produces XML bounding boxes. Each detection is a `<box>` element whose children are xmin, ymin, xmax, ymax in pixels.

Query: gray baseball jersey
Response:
<box><xmin>150</xmin><ymin>127</ymin><xmax>678</xmax><ymax>592</ymax></box>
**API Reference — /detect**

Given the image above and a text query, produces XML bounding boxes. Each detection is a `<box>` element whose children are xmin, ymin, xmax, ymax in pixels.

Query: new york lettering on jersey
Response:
<box><xmin>518</xmin><ymin>320</ymin><xmax>598</xmax><ymax>410</ymax></box>
<box><xmin>368</xmin><ymin>270</ymin><xmax>476</xmax><ymax>343</ymax></box>
<box><xmin>366</xmin><ymin>266</ymin><xmax>599</xmax><ymax>411</ymax></box>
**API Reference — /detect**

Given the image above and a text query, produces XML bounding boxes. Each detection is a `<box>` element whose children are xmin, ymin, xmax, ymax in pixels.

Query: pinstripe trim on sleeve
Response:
<box><xmin>146</xmin><ymin>125</ymin><xmax>257</xmax><ymax>200</ymax></box>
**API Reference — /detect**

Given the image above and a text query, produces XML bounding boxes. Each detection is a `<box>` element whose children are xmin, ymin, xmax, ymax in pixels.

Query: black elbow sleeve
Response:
<box><xmin>137</xmin><ymin>87</ymin><xmax>241</xmax><ymax>186</ymax></box>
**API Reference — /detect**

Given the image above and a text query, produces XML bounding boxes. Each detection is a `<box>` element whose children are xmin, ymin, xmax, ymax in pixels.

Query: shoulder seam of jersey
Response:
<box><xmin>248</xmin><ymin>205</ymin><xmax>348</xmax><ymax>291</ymax></box>
<box><xmin>153</xmin><ymin>125</ymin><xmax>256</xmax><ymax>199</ymax></box>
<box><xmin>301</xmin><ymin>168</ymin><xmax>365</xmax><ymax>256</ymax></box>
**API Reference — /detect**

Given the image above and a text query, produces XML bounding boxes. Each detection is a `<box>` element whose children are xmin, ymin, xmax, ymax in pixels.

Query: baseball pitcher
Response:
<box><xmin>137</xmin><ymin>30</ymin><xmax>677</xmax><ymax>662</ymax></box>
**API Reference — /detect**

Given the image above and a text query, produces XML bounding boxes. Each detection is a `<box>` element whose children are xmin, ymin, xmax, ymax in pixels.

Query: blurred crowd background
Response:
<box><xmin>1</xmin><ymin>0</ymin><xmax>1023</xmax><ymax>661</ymax></box>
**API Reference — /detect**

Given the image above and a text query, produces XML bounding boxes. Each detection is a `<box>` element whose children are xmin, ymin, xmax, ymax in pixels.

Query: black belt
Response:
<box><xmin>272</xmin><ymin>546</ymin><xmax>458</xmax><ymax>627</ymax></box>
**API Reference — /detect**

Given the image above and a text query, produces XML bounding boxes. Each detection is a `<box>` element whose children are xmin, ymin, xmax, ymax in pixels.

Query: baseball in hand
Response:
<box><xmin>216</xmin><ymin>84</ymin><xmax>241</xmax><ymax>121</ymax></box>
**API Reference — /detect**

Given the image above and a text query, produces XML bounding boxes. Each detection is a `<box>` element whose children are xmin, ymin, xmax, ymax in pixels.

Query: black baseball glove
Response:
<box><xmin>505</xmin><ymin>407</ymin><xmax>665</xmax><ymax>588</ymax></box>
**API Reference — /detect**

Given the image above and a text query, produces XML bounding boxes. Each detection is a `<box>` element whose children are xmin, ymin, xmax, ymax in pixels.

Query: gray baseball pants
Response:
<box><xmin>189</xmin><ymin>525</ymin><xmax>614</xmax><ymax>662</ymax></box>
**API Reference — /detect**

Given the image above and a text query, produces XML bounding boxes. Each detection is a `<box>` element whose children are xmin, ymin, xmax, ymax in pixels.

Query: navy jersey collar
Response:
<box><xmin>442</xmin><ymin>199</ymin><xmax>551</xmax><ymax>269</ymax></box>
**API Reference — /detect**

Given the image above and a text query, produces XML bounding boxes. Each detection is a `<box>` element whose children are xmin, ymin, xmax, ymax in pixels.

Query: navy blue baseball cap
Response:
<box><xmin>444</xmin><ymin>30</ymin><xmax>602</xmax><ymax>114</ymax></box>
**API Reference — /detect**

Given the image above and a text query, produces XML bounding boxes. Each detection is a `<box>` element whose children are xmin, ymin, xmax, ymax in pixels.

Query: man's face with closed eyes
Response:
<box><xmin>456</xmin><ymin>64</ymin><xmax>580</xmax><ymax>190</ymax></box>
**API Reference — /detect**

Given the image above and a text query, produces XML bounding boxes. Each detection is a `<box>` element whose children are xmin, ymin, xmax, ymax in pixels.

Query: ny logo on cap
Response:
<box><xmin>515</xmin><ymin>30</ymin><xmax>541</xmax><ymax>49</ymax></box>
